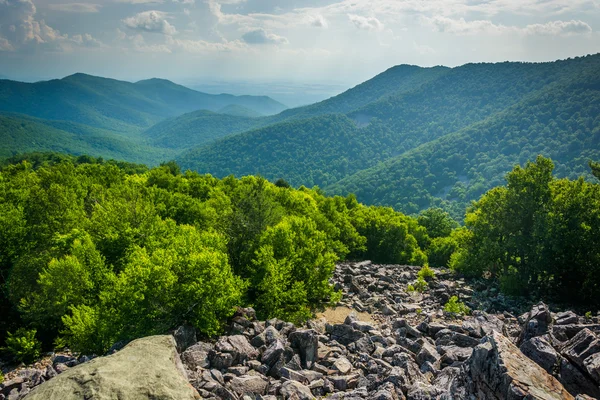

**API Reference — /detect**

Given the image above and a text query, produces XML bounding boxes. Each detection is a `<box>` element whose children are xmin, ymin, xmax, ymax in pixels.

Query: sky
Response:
<box><xmin>0</xmin><ymin>0</ymin><xmax>599</xmax><ymax>94</ymax></box>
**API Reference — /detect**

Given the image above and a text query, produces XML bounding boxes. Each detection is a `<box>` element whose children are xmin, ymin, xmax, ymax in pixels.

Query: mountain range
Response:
<box><xmin>1</xmin><ymin>55</ymin><xmax>599</xmax><ymax>218</ymax></box>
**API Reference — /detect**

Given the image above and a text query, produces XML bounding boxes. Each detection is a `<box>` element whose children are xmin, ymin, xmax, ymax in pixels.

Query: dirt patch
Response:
<box><xmin>315</xmin><ymin>306</ymin><xmax>376</xmax><ymax>325</ymax></box>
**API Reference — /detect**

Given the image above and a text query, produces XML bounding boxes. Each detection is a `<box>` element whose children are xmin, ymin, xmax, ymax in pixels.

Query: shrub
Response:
<box><xmin>0</xmin><ymin>371</ymin><xmax>4</xmax><ymax>384</ymax></box>
<box><xmin>585</xmin><ymin>311</ymin><xmax>593</xmax><ymax>320</ymax></box>
<box><xmin>443</xmin><ymin>296</ymin><xmax>470</xmax><ymax>316</ymax></box>
<box><xmin>417</xmin><ymin>265</ymin><xmax>435</xmax><ymax>281</ymax></box>
<box><xmin>408</xmin><ymin>276</ymin><xmax>428</xmax><ymax>293</ymax></box>
<box><xmin>4</xmin><ymin>328</ymin><xmax>41</xmax><ymax>364</ymax></box>
<box><xmin>427</xmin><ymin>236</ymin><xmax>459</xmax><ymax>268</ymax></box>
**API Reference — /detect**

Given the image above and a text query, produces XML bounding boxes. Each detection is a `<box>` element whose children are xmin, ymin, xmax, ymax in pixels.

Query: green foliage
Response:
<box><xmin>427</xmin><ymin>235</ymin><xmax>459</xmax><ymax>268</ymax></box>
<box><xmin>417</xmin><ymin>265</ymin><xmax>435</xmax><ymax>281</ymax></box>
<box><xmin>585</xmin><ymin>311</ymin><xmax>593</xmax><ymax>320</ymax></box>
<box><xmin>409</xmin><ymin>276</ymin><xmax>428</xmax><ymax>293</ymax></box>
<box><xmin>4</xmin><ymin>328</ymin><xmax>41</xmax><ymax>364</ymax></box>
<box><xmin>452</xmin><ymin>156</ymin><xmax>600</xmax><ymax>306</ymax></box>
<box><xmin>349</xmin><ymin>206</ymin><xmax>427</xmax><ymax>265</ymax></box>
<box><xmin>443</xmin><ymin>296</ymin><xmax>470</xmax><ymax>316</ymax></box>
<box><xmin>327</xmin><ymin>55</ymin><xmax>600</xmax><ymax>218</ymax></box>
<box><xmin>0</xmin><ymin>157</ymin><xmax>423</xmax><ymax>354</ymax></box>
<box><xmin>252</xmin><ymin>216</ymin><xmax>340</xmax><ymax>323</ymax></box>
<box><xmin>417</xmin><ymin>208</ymin><xmax>459</xmax><ymax>238</ymax></box>
<box><xmin>0</xmin><ymin>371</ymin><xmax>3</xmax><ymax>384</ymax></box>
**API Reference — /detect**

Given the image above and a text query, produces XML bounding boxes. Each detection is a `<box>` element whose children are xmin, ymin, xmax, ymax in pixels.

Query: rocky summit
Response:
<box><xmin>3</xmin><ymin>261</ymin><xmax>600</xmax><ymax>399</ymax></box>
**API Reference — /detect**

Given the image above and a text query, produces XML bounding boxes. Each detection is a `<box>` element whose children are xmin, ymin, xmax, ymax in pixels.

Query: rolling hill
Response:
<box><xmin>0</xmin><ymin>74</ymin><xmax>286</xmax><ymax>132</ymax></box>
<box><xmin>177</xmin><ymin>55</ymin><xmax>600</xmax><ymax>201</ymax></box>
<box><xmin>0</xmin><ymin>112</ymin><xmax>175</xmax><ymax>165</ymax></box>
<box><xmin>326</xmin><ymin>65</ymin><xmax>600</xmax><ymax>218</ymax></box>
<box><xmin>2</xmin><ymin>55</ymin><xmax>600</xmax><ymax>219</ymax></box>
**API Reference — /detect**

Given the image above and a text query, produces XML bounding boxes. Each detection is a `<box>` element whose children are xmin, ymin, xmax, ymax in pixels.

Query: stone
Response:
<box><xmin>439</xmin><ymin>346</ymin><xmax>472</xmax><ymax>366</ymax></box>
<box><xmin>288</xmin><ymin>329</ymin><xmax>319</xmax><ymax>369</ymax></box>
<box><xmin>330</xmin><ymin>324</ymin><xmax>365</xmax><ymax>346</ymax></box>
<box><xmin>228</xmin><ymin>375</ymin><xmax>268</xmax><ymax>396</ymax></box>
<box><xmin>562</xmin><ymin>328</ymin><xmax>600</xmax><ymax>376</ymax></box>
<box><xmin>22</xmin><ymin>335</ymin><xmax>200</xmax><ymax>400</ymax></box>
<box><xmin>279</xmin><ymin>380</ymin><xmax>315</xmax><ymax>400</ymax></box>
<box><xmin>520</xmin><ymin>335</ymin><xmax>559</xmax><ymax>373</ymax></box>
<box><xmin>556</xmin><ymin>311</ymin><xmax>579</xmax><ymax>326</ymax></box>
<box><xmin>332</xmin><ymin>357</ymin><xmax>353</xmax><ymax>374</ymax></box>
<box><xmin>558</xmin><ymin>357</ymin><xmax>600</xmax><ymax>398</ymax></box>
<box><xmin>181</xmin><ymin>342</ymin><xmax>213</xmax><ymax>370</ymax></box>
<box><xmin>262</xmin><ymin>339</ymin><xmax>285</xmax><ymax>367</ymax></box>
<box><xmin>518</xmin><ymin>302</ymin><xmax>552</xmax><ymax>346</ymax></box>
<box><xmin>328</xmin><ymin>374</ymin><xmax>359</xmax><ymax>391</ymax></box>
<box><xmin>173</xmin><ymin>325</ymin><xmax>197</xmax><ymax>352</ymax></box>
<box><xmin>415</xmin><ymin>341</ymin><xmax>440</xmax><ymax>367</ymax></box>
<box><xmin>214</xmin><ymin>335</ymin><xmax>258</xmax><ymax>365</ymax></box>
<box><xmin>469</xmin><ymin>331</ymin><xmax>573</xmax><ymax>400</ymax></box>
<box><xmin>584</xmin><ymin>352</ymin><xmax>600</xmax><ymax>384</ymax></box>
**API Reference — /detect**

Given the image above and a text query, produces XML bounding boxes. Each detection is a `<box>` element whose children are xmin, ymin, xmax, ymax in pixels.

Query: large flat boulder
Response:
<box><xmin>469</xmin><ymin>331</ymin><xmax>574</xmax><ymax>400</ymax></box>
<box><xmin>23</xmin><ymin>335</ymin><xmax>199</xmax><ymax>400</ymax></box>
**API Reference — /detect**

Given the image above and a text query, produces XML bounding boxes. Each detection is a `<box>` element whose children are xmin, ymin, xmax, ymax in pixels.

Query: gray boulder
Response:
<box><xmin>23</xmin><ymin>335</ymin><xmax>199</xmax><ymax>400</ymax></box>
<box><xmin>469</xmin><ymin>331</ymin><xmax>573</xmax><ymax>400</ymax></box>
<box><xmin>288</xmin><ymin>329</ymin><xmax>319</xmax><ymax>369</ymax></box>
<box><xmin>280</xmin><ymin>380</ymin><xmax>315</xmax><ymax>400</ymax></box>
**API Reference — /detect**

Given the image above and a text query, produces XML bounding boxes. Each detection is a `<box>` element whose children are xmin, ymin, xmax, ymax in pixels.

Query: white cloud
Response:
<box><xmin>0</xmin><ymin>0</ymin><xmax>103</xmax><ymax>51</ymax></box>
<box><xmin>0</xmin><ymin>36</ymin><xmax>14</xmax><ymax>51</ymax></box>
<box><xmin>47</xmin><ymin>3</ymin><xmax>101</xmax><ymax>13</ymax></box>
<box><xmin>348</xmin><ymin>14</ymin><xmax>384</xmax><ymax>31</ymax></box>
<box><xmin>524</xmin><ymin>20</ymin><xmax>592</xmax><ymax>35</ymax></box>
<box><xmin>123</xmin><ymin>11</ymin><xmax>178</xmax><ymax>35</ymax></box>
<box><xmin>241</xmin><ymin>28</ymin><xmax>288</xmax><ymax>45</ymax></box>
<box><xmin>166</xmin><ymin>36</ymin><xmax>246</xmax><ymax>52</ymax></box>
<box><xmin>308</xmin><ymin>14</ymin><xmax>328</xmax><ymax>28</ymax></box>
<box><xmin>424</xmin><ymin>16</ymin><xmax>593</xmax><ymax>36</ymax></box>
<box><xmin>414</xmin><ymin>41</ymin><xmax>435</xmax><ymax>55</ymax></box>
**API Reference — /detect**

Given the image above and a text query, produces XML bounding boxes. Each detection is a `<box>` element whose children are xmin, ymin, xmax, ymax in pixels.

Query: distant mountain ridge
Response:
<box><xmin>2</xmin><ymin>55</ymin><xmax>600</xmax><ymax>217</ymax></box>
<box><xmin>175</xmin><ymin>54</ymin><xmax>600</xmax><ymax>217</ymax></box>
<box><xmin>0</xmin><ymin>73</ymin><xmax>287</xmax><ymax>132</ymax></box>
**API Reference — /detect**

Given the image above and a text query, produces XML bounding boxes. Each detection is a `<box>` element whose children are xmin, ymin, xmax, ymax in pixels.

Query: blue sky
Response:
<box><xmin>0</xmin><ymin>0</ymin><xmax>599</xmax><ymax>87</ymax></box>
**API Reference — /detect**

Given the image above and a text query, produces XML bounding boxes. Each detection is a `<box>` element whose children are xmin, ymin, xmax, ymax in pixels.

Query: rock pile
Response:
<box><xmin>3</xmin><ymin>261</ymin><xmax>600</xmax><ymax>399</ymax></box>
<box><xmin>180</xmin><ymin>262</ymin><xmax>600</xmax><ymax>399</ymax></box>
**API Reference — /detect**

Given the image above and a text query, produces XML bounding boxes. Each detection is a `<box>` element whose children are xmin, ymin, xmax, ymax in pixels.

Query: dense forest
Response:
<box><xmin>2</xmin><ymin>152</ymin><xmax>600</xmax><ymax>364</ymax></box>
<box><xmin>177</xmin><ymin>55</ymin><xmax>600</xmax><ymax>218</ymax></box>
<box><xmin>0</xmin><ymin>153</ymin><xmax>431</xmax><ymax>357</ymax></box>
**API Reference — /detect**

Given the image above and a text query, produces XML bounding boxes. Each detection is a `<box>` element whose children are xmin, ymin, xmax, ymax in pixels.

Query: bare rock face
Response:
<box><xmin>469</xmin><ymin>331</ymin><xmax>574</xmax><ymax>400</ymax></box>
<box><xmin>518</xmin><ymin>302</ymin><xmax>553</xmax><ymax>346</ymax></box>
<box><xmin>22</xmin><ymin>336</ymin><xmax>199</xmax><ymax>400</ymax></box>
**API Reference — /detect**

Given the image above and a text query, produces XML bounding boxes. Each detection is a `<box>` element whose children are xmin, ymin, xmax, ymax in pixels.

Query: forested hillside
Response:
<box><xmin>177</xmin><ymin>55</ymin><xmax>600</xmax><ymax>203</ymax></box>
<box><xmin>2</xmin><ymin>154</ymin><xmax>600</xmax><ymax>365</ymax></box>
<box><xmin>1</xmin><ymin>55</ymin><xmax>600</xmax><ymax>218</ymax></box>
<box><xmin>327</xmin><ymin>63</ymin><xmax>600</xmax><ymax>217</ymax></box>
<box><xmin>0</xmin><ymin>74</ymin><xmax>286</xmax><ymax>132</ymax></box>
<box><xmin>0</xmin><ymin>113</ymin><xmax>175</xmax><ymax>165</ymax></box>
<box><xmin>143</xmin><ymin>110</ymin><xmax>264</xmax><ymax>149</ymax></box>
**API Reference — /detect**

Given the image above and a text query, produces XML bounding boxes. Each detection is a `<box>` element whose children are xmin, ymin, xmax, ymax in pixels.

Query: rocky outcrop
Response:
<box><xmin>21</xmin><ymin>336</ymin><xmax>199</xmax><ymax>400</ymax></box>
<box><xmin>3</xmin><ymin>262</ymin><xmax>598</xmax><ymax>400</ymax></box>
<box><xmin>469</xmin><ymin>331</ymin><xmax>574</xmax><ymax>399</ymax></box>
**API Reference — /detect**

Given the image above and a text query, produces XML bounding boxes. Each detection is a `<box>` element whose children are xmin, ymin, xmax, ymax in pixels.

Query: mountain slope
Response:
<box><xmin>148</xmin><ymin>64</ymin><xmax>449</xmax><ymax>148</ymax></box>
<box><xmin>178</xmin><ymin>55</ymin><xmax>600</xmax><ymax>192</ymax></box>
<box><xmin>326</xmin><ymin>65</ymin><xmax>600</xmax><ymax>218</ymax></box>
<box><xmin>218</xmin><ymin>104</ymin><xmax>264</xmax><ymax>118</ymax></box>
<box><xmin>144</xmin><ymin>110</ymin><xmax>263</xmax><ymax>149</ymax></box>
<box><xmin>0</xmin><ymin>112</ymin><xmax>175</xmax><ymax>164</ymax></box>
<box><xmin>0</xmin><ymin>74</ymin><xmax>286</xmax><ymax>132</ymax></box>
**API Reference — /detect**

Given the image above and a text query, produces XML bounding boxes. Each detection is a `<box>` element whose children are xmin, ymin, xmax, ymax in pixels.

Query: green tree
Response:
<box><xmin>252</xmin><ymin>216</ymin><xmax>339</xmax><ymax>323</ymax></box>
